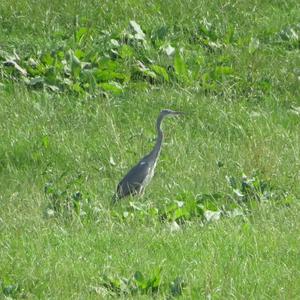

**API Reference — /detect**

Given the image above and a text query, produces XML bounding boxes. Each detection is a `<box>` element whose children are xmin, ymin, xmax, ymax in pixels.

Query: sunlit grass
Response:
<box><xmin>1</xmin><ymin>0</ymin><xmax>300</xmax><ymax>298</ymax></box>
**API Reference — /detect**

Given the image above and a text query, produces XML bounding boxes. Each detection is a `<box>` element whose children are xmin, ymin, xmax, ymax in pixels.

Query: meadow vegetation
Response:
<box><xmin>0</xmin><ymin>0</ymin><xmax>299</xmax><ymax>298</ymax></box>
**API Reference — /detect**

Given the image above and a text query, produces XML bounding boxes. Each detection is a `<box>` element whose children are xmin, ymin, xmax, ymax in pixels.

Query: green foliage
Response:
<box><xmin>1</xmin><ymin>282</ymin><xmax>21</xmax><ymax>298</ymax></box>
<box><xmin>174</xmin><ymin>51</ymin><xmax>189</xmax><ymax>82</ymax></box>
<box><xmin>99</xmin><ymin>269</ymin><xmax>162</xmax><ymax>296</ymax></box>
<box><xmin>110</xmin><ymin>173</ymin><xmax>290</xmax><ymax>227</ymax></box>
<box><xmin>44</xmin><ymin>172</ymin><xmax>100</xmax><ymax>220</ymax></box>
<box><xmin>227</xmin><ymin>173</ymin><xmax>272</xmax><ymax>202</ymax></box>
<box><xmin>96</xmin><ymin>269</ymin><xmax>186</xmax><ymax>297</ymax></box>
<box><xmin>1</xmin><ymin>0</ymin><xmax>300</xmax><ymax>299</ymax></box>
<box><xmin>1</xmin><ymin>11</ymin><xmax>297</xmax><ymax>98</ymax></box>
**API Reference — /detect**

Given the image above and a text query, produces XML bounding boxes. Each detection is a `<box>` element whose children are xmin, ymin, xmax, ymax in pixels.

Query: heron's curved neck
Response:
<box><xmin>150</xmin><ymin>114</ymin><xmax>164</xmax><ymax>161</ymax></box>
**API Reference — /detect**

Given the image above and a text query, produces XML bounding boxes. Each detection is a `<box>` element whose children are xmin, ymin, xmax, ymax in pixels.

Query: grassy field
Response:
<box><xmin>1</xmin><ymin>0</ymin><xmax>300</xmax><ymax>299</ymax></box>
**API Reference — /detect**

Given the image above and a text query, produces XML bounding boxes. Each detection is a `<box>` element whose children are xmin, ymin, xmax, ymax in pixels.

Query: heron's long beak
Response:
<box><xmin>173</xmin><ymin>111</ymin><xmax>184</xmax><ymax>116</ymax></box>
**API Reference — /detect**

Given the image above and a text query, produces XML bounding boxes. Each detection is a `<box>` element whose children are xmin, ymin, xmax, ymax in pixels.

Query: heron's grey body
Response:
<box><xmin>113</xmin><ymin>109</ymin><xmax>182</xmax><ymax>203</ymax></box>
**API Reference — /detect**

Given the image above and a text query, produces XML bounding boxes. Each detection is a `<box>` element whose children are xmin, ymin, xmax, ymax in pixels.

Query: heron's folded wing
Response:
<box><xmin>117</xmin><ymin>160</ymin><xmax>151</xmax><ymax>197</ymax></box>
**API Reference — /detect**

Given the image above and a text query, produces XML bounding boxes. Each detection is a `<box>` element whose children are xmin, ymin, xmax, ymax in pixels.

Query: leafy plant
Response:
<box><xmin>95</xmin><ymin>270</ymin><xmax>187</xmax><ymax>298</ymax></box>
<box><xmin>0</xmin><ymin>280</ymin><xmax>28</xmax><ymax>299</ymax></box>
<box><xmin>44</xmin><ymin>172</ymin><xmax>99</xmax><ymax>219</ymax></box>
<box><xmin>160</xmin><ymin>191</ymin><xmax>224</xmax><ymax>224</ymax></box>
<box><xmin>99</xmin><ymin>269</ymin><xmax>161</xmax><ymax>296</ymax></box>
<box><xmin>225</xmin><ymin>172</ymin><xmax>296</xmax><ymax>211</ymax></box>
<box><xmin>226</xmin><ymin>173</ymin><xmax>274</xmax><ymax>203</ymax></box>
<box><xmin>174</xmin><ymin>50</ymin><xmax>189</xmax><ymax>82</ymax></box>
<box><xmin>0</xmin><ymin>18</ymin><xmax>245</xmax><ymax>97</ymax></box>
<box><xmin>110</xmin><ymin>172</ymin><xmax>291</xmax><ymax>226</ymax></box>
<box><xmin>111</xmin><ymin>201</ymin><xmax>159</xmax><ymax>224</ymax></box>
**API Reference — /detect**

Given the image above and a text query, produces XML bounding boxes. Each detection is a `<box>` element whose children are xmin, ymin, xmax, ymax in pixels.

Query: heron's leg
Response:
<box><xmin>139</xmin><ymin>186</ymin><xmax>145</xmax><ymax>197</ymax></box>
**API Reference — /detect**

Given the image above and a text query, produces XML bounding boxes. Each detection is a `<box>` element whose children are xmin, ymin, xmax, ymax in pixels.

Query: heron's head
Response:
<box><xmin>160</xmin><ymin>109</ymin><xmax>184</xmax><ymax>118</ymax></box>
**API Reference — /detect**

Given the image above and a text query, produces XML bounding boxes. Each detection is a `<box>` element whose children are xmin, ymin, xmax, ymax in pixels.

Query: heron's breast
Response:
<box><xmin>142</xmin><ymin>161</ymin><xmax>158</xmax><ymax>187</ymax></box>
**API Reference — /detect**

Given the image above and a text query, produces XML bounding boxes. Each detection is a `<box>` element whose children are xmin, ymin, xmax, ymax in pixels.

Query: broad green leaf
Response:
<box><xmin>74</xmin><ymin>49</ymin><xmax>85</xmax><ymax>60</ymax></box>
<box><xmin>98</xmin><ymin>59</ymin><xmax>118</xmax><ymax>71</ymax></box>
<box><xmin>144</xmin><ymin>69</ymin><xmax>156</xmax><ymax>79</ymax></box>
<box><xmin>26</xmin><ymin>61</ymin><xmax>45</xmax><ymax>76</ymax></box>
<box><xmin>149</xmin><ymin>268</ymin><xmax>161</xmax><ymax>288</ymax></box>
<box><xmin>174</xmin><ymin>51</ymin><xmax>188</xmax><ymax>80</ymax></box>
<box><xmin>120</xmin><ymin>45</ymin><xmax>134</xmax><ymax>59</ymax></box>
<box><xmin>72</xmin><ymin>82</ymin><xmax>84</xmax><ymax>93</ymax></box>
<box><xmin>174</xmin><ymin>207</ymin><xmax>188</xmax><ymax>220</ymax></box>
<box><xmin>134</xmin><ymin>271</ymin><xmax>145</xmax><ymax>284</ymax></box>
<box><xmin>202</xmin><ymin>200</ymin><xmax>219</xmax><ymax>211</ymax></box>
<box><xmin>151</xmin><ymin>65</ymin><xmax>169</xmax><ymax>81</ymax></box>
<box><xmin>136</xmin><ymin>61</ymin><xmax>156</xmax><ymax>79</ymax></box>
<box><xmin>93</xmin><ymin>69</ymin><xmax>127</xmax><ymax>82</ymax></box>
<box><xmin>54</xmin><ymin>59</ymin><xmax>64</xmax><ymax>72</ymax></box>
<box><xmin>41</xmin><ymin>52</ymin><xmax>54</xmax><ymax>66</ymax></box>
<box><xmin>99</xmin><ymin>82</ymin><xmax>123</xmax><ymax>95</ymax></box>
<box><xmin>57</xmin><ymin>51</ymin><xmax>64</xmax><ymax>59</ymax></box>
<box><xmin>75</xmin><ymin>27</ymin><xmax>88</xmax><ymax>43</ymax></box>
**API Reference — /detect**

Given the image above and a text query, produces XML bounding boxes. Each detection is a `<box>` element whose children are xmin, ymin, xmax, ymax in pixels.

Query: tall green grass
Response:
<box><xmin>1</xmin><ymin>0</ymin><xmax>299</xmax><ymax>298</ymax></box>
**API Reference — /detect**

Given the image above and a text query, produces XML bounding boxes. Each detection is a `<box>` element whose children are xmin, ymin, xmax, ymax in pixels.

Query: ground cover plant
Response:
<box><xmin>0</xmin><ymin>0</ymin><xmax>300</xmax><ymax>298</ymax></box>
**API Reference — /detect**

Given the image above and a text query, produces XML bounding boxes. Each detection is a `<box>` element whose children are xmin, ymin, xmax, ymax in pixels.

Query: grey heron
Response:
<box><xmin>112</xmin><ymin>109</ymin><xmax>183</xmax><ymax>203</ymax></box>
